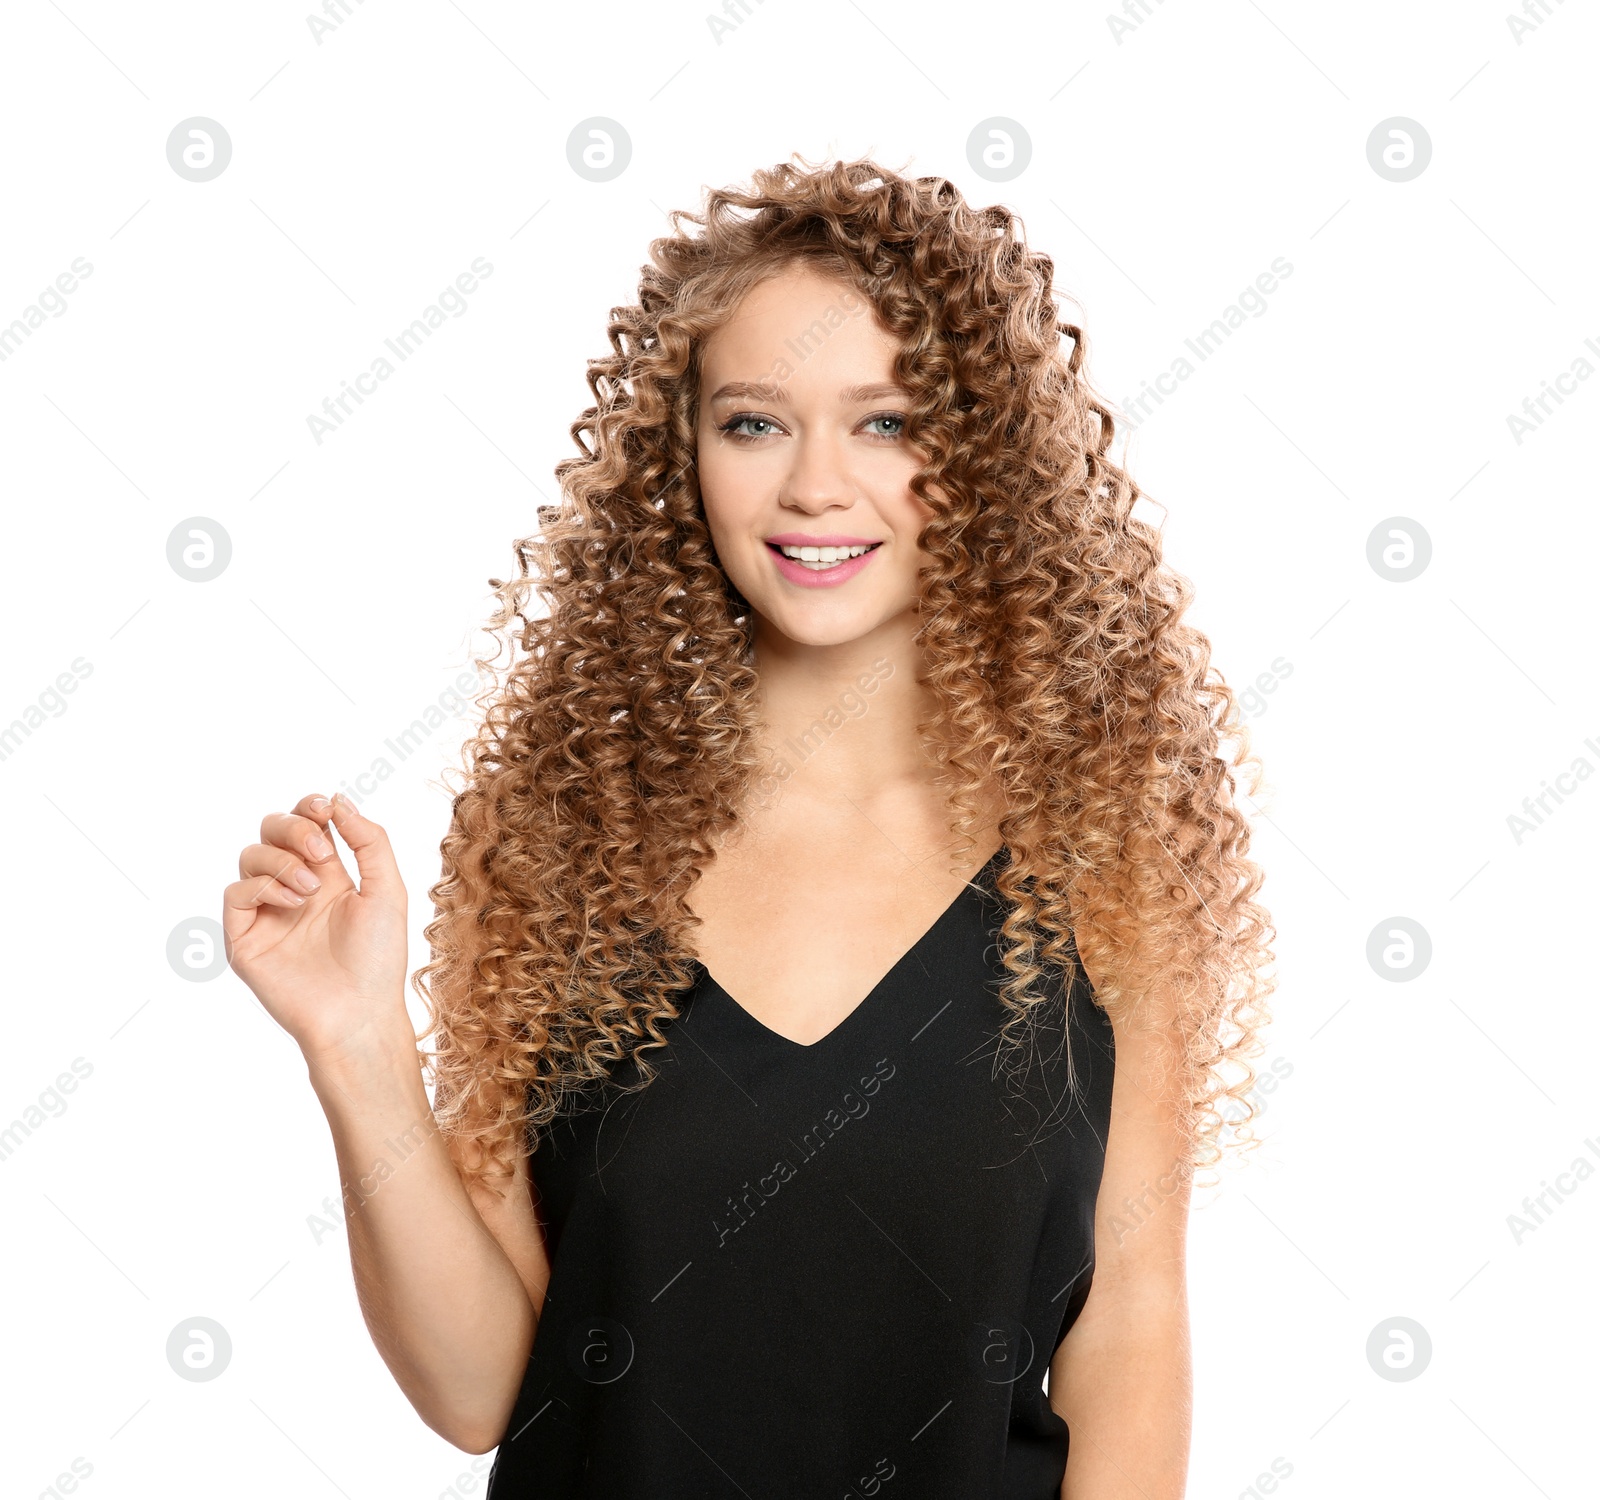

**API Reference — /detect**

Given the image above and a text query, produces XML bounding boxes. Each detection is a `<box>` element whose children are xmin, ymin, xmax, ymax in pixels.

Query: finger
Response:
<box><xmin>221</xmin><ymin>873</ymin><xmax>307</xmax><ymax>947</ymax></box>
<box><xmin>238</xmin><ymin>842</ymin><xmax>323</xmax><ymax>897</ymax></box>
<box><xmin>289</xmin><ymin>791</ymin><xmax>338</xmax><ymax>831</ymax></box>
<box><xmin>262</xmin><ymin>800</ymin><xmax>352</xmax><ymax>889</ymax></box>
<box><xmin>324</xmin><ymin>792</ymin><xmax>402</xmax><ymax>900</ymax></box>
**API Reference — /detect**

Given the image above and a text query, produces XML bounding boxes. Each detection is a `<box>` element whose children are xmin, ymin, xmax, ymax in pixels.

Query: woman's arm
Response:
<box><xmin>307</xmin><ymin>1031</ymin><xmax>552</xmax><ymax>1453</ymax></box>
<box><xmin>1047</xmin><ymin>996</ymin><xmax>1194</xmax><ymax>1499</ymax></box>
<box><xmin>225</xmin><ymin>794</ymin><xmax>551</xmax><ymax>1454</ymax></box>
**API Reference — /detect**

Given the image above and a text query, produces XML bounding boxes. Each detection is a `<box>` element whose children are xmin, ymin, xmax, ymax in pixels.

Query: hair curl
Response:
<box><xmin>413</xmin><ymin>155</ymin><xmax>1276</xmax><ymax>1198</ymax></box>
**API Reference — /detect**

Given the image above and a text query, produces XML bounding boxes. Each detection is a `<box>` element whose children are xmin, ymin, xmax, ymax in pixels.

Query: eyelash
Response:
<box><xmin>716</xmin><ymin>411</ymin><xmax>906</xmax><ymax>444</ymax></box>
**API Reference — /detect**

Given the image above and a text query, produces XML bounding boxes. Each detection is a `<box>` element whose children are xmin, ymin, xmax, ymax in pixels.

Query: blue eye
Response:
<box><xmin>716</xmin><ymin>411</ymin><xmax>905</xmax><ymax>442</ymax></box>
<box><xmin>719</xmin><ymin>414</ymin><xmax>779</xmax><ymax>440</ymax></box>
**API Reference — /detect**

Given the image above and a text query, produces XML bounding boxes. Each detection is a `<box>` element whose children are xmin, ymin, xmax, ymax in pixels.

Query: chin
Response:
<box><xmin>752</xmin><ymin>603</ymin><xmax>898</xmax><ymax>651</ymax></box>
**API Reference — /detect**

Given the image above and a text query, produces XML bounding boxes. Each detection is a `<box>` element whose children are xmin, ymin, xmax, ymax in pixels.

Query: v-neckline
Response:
<box><xmin>697</xmin><ymin>846</ymin><xmax>1007</xmax><ymax>1053</ymax></box>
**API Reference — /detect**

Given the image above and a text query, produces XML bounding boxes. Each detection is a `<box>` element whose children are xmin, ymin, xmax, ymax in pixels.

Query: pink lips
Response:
<box><xmin>764</xmin><ymin>537</ymin><xmax>883</xmax><ymax>589</ymax></box>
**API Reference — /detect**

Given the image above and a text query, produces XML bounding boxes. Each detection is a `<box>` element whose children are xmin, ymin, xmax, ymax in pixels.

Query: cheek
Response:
<box><xmin>885</xmin><ymin>479</ymin><xmax>937</xmax><ymax>541</ymax></box>
<box><xmin>695</xmin><ymin>435</ymin><xmax>766</xmax><ymax>525</ymax></box>
<box><xmin>692</xmin><ymin>438</ymin><xmax>727</xmax><ymax>535</ymax></box>
<box><xmin>694</xmin><ymin>451</ymin><xmax>769</xmax><ymax>582</ymax></box>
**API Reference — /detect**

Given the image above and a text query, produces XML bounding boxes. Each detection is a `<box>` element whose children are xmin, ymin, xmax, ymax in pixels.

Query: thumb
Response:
<box><xmin>326</xmin><ymin>793</ymin><xmax>403</xmax><ymax>900</ymax></box>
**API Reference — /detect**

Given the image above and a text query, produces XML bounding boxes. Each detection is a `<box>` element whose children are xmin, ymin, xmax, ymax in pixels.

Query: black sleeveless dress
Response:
<box><xmin>484</xmin><ymin>847</ymin><xmax>1117</xmax><ymax>1500</ymax></box>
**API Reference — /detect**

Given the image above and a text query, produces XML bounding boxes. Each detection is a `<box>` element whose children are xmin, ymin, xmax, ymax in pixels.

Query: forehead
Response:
<box><xmin>698</xmin><ymin>265</ymin><xmax>900</xmax><ymax>390</ymax></box>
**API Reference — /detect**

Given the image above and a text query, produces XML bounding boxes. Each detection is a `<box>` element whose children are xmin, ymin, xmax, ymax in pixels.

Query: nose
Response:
<box><xmin>777</xmin><ymin>426</ymin><xmax>858</xmax><ymax>513</ymax></box>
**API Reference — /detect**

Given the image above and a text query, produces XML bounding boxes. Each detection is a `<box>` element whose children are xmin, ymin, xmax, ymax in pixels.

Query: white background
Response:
<box><xmin>1</xmin><ymin>1</ymin><xmax>1595</xmax><ymax>1496</ymax></box>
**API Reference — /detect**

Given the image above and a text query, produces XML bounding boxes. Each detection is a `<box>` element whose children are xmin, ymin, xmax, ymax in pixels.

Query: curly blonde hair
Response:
<box><xmin>414</xmin><ymin>155</ymin><xmax>1276</xmax><ymax>1196</ymax></box>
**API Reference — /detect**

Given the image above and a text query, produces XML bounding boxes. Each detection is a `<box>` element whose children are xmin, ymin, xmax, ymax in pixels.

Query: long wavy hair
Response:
<box><xmin>414</xmin><ymin>155</ymin><xmax>1276</xmax><ymax>1197</ymax></box>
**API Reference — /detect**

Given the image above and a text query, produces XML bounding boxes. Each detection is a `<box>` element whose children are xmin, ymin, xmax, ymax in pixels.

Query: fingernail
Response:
<box><xmin>309</xmin><ymin>795</ymin><xmax>331</xmax><ymax>811</ymax></box>
<box><xmin>307</xmin><ymin>835</ymin><xmax>332</xmax><ymax>860</ymax></box>
<box><xmin>293</xmin><ymin>867</ymin><xmax>322</xmax><ymax>893</ymax></box>
<box><xmin>334</xmin><ymin>792</ymin><xmax>355</xmax><ymax>813</ymax></box>
<box><xmin>285</xmin><ymin>890</ymin><xmax>306</xmax><ymax>905</ymax></box>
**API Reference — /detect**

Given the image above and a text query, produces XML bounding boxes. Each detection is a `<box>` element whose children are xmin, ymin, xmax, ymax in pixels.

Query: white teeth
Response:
<box><xmin>775</xmin><ymin>543</ymin><xmax>875</xmax><ymax>564</ymax></box>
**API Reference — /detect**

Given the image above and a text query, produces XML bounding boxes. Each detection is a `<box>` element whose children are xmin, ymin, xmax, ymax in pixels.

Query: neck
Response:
<box><xmin>751</xmin><ymin>611</ymin><xmax>920</xmax><ymax>779</ymax></box>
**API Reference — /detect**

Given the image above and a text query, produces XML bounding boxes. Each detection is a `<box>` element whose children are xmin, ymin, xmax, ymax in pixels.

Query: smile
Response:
<box><xmin>764</xmin><ymin>540</ymin><xmax>883</xmax><ymax>586</ymax></box>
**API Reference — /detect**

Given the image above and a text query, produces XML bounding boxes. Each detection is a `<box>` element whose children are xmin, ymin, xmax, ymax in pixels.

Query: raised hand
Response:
<box><xmin>222</xmin><ymin>792</ymin><xmax>411</xmax><ymax>1065</ymax></box>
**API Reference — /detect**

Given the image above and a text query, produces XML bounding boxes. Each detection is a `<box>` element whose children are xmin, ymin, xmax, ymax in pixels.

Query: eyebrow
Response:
<box><xmin>706</xmin><ymin>381</ymin><xmax>908</xmax><ymax>404</ymax></box>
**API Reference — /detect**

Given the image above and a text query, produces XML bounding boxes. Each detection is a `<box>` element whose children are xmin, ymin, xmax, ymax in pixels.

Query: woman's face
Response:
<box><xmin>693</xmin><ymin>263</ymin><xmax>935</xmax><ymax>651</ymax></box>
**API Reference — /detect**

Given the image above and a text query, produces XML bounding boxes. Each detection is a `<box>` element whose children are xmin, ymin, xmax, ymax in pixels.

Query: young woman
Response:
<box><xmin>224</xmin><ymin>158</ymin><xmax>1273</xmax><ymax>1499</ymax></box>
